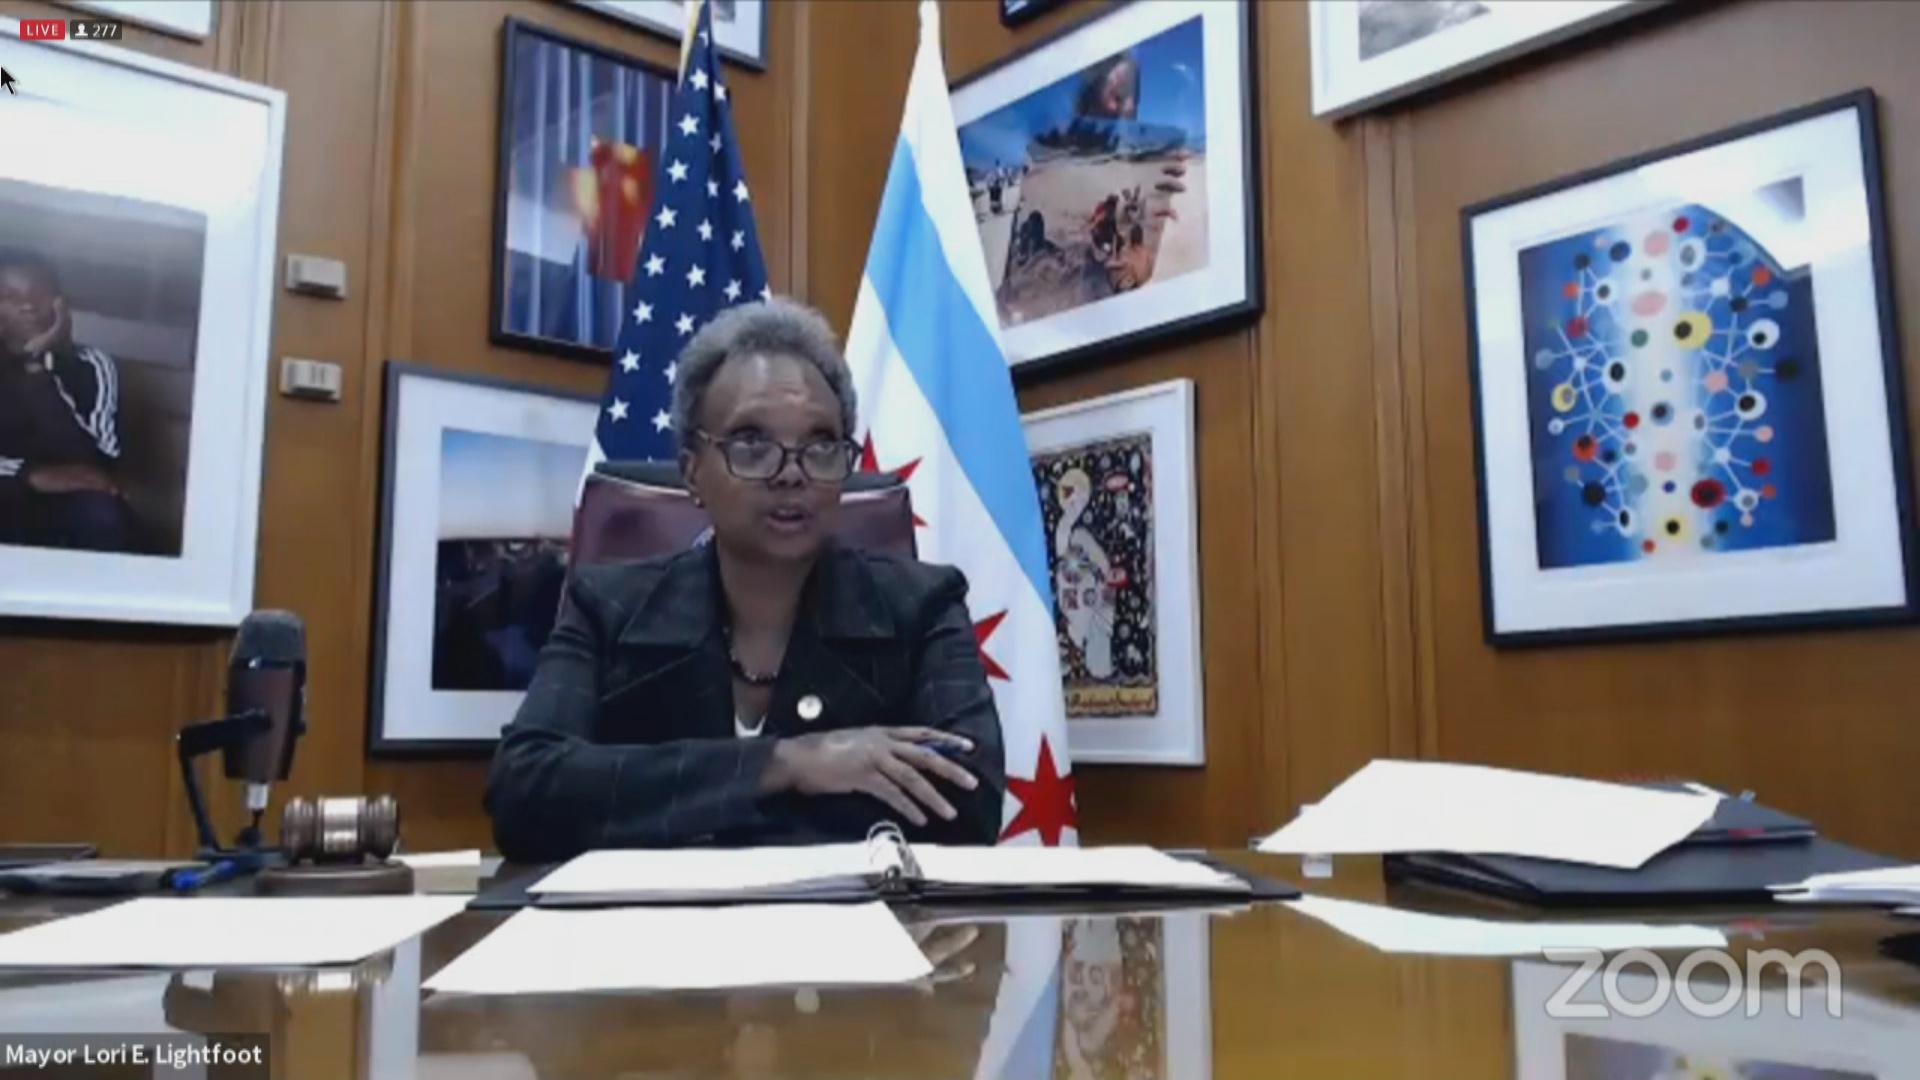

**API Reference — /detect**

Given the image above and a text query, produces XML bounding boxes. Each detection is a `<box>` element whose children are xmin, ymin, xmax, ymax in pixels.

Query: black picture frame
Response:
<box><xmin>1462</xmin><ymin>89</ymin><xmax>1915</xmax><ymax>648</ymax></box>
<box><xmin>1001</xmin><ymin>0</ymin><xmax>1070</xmax><ymax>29</ymax></box>
<box><xmin>368</xmin><ymin>361</ymin><xmax>599</xmax><ymax>757</ymax></box>
<box><xmin>950</xmin><ymin>0</ymin><xmax>1263</xmax><ymax>382</ymax></box>
<box><xmin>490</xmin><ymin>18</ymin><xmax>677</xmax><ymax>364</ymax></box>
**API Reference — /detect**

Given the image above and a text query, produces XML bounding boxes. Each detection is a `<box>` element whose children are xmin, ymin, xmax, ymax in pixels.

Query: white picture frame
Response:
<box><xmin>565</xmin><ymin>0</ymin><xmax>768</xmax><ymax>71</ymax></box>
<box><xmin>1024</xmin><ymin>379</ymin><xmax>1204</xmax><ymax>766</ymax></box>
<box><xmin>0</xmin><ymin>19</ymin><xmax>283</xmax><ymax>626</ymax></box>
<box><xmin>64</xmin><ymin>1</ymin><xmax>215</xmax><ymax>40</ymax></box>
<box><xmin>1511</xmin><ymin>958</ymin><xmax>1920</xmax><ymax>1076</ymax></box>
<box><xmin>370</xmin><ymin>364</ymin><xmax>597</xmax><ymax>755</ymax></box>
<box><xmin>1309</xmin><ymin>0</ymin><xmax>1650</xmax><ymax>119</ymax></box>
<box><xmin>952</xmin><ymin>0</ymin><xmax>1260</xmax><ymax>375</ymax></box>
<box><xmin>1464</xmin><ymin>93</ymin><xmax>1913</xmax><ymax>644</ymax></box>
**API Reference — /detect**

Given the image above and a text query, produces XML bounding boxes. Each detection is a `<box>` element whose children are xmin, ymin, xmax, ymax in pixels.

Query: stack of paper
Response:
<box><xmin>395</xmin><ymin>849</ymin><xmax>484</xmax><ymax>894</ymax></box>
<box><xmin>1772</xmin><ymin>865</ymin><xmax>1920</xmax><ymax>906</ymax></box>
<box><xmin>1287</xmin><ymin>895</ymin><xmax>1728</xmax><ymax>957</ymax></box>
<box><xmin>1256</xmin><ymin>760</ymin><xmax>1721</xmax><ymax>870</ymax></box>
<box><xmin>0</xmin><ymin>897</ymin><xmax>467</xmax><ymax>968</ymax></box>
<box><xmin>424</xmin><ymin>902</ymin><xmax>933</xmax><ymax>994</ymax></box>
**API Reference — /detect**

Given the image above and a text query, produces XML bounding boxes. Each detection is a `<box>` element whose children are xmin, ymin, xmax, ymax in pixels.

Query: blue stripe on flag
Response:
<box><xmin>864</xmin><ymin>139</ymin><xmax>1051</xmax><ymax>607</ymax></box>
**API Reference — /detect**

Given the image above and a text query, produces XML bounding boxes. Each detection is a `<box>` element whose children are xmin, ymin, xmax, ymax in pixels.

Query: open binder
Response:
<box><xmin>492</xmin><ymin>826</ymin><xmax>1282</xmax><ymax>910</ymax></box>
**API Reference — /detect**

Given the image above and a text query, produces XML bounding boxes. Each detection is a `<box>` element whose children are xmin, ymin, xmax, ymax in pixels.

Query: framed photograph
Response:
<box><xmin>953</xmin><ymin>0</ymin><xmax>1259</xmax><ymax>377</ymax></box>
<box><xmin>63</xmin><ymin>1</ymin><xmax>215</xmax><ymax>40</ymax></box>
<box><xmin>565</xmin><ymin>0</ymin><xmax>768</xmax><ymax>71</ymax></box>
<box><xmin>1308</xmin><ymin>0</ymin><xmax>1651</xmax><ymax>119</ymax></box>
<box><xmin>1001</xmin><ymin>0</ymin><xmax>1069</xmax><ymax>29</ymax></box>
<box><xmin>1511</xmin><ymin>959</ymin><xmax>1920</xmax><ymax>1077</ymax></box>
<box><xmin>972</xmin><ymin>911</ymin><xmax>1212</xmax><ymax>1080</ymax></box>
<box><xmin>492</xmin><ymin>19</ymin><xmax>677</xmax><ymax>362</ymax></box>
<box><xmin>0</xmin><ymin>20</ymin><xmax>283</xmax><ymax>625</ymax></box>
<box><xmin>1464</xmin><ymin>92</ymin><xmax>1914</xmax><ymax>645</ymax></box>
<box><xmin>370</xmin><ymin>363</ymin><xmax>596</xmax><ymax>755</ymax></box>
<box><xmin>1024</xmin><ymin>379</ymin><xmax>1203</xmax><ymax>765</ymax></box>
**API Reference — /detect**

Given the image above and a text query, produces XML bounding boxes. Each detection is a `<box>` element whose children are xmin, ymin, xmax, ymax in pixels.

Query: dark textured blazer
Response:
<box><xmin>484</xmin><ymin>542</ymin><xmax>1007</xmax><ymax>862</ymax></box>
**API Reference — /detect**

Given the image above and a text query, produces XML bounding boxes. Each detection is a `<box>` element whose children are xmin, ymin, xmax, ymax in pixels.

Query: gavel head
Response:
<box><xmin>279</xmin><ymin>795</ymin><xmax>400</xmax><ymax>864</ymax></box>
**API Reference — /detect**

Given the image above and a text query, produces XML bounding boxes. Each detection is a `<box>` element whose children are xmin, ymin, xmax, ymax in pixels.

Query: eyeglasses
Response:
<box><xmin>693</xmin><ymin>431</ymin><xmax>857</xmax><ymax>483</ymax></box>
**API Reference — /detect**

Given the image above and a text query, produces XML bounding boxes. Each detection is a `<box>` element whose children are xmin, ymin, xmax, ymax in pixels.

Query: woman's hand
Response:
<box><xmin>765</xmin><ymin>726</ymin><xmax>979</xmax><ymax>826</ymax></box>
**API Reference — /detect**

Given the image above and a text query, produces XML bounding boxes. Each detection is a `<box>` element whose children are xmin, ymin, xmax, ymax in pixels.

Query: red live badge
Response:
<box><xmin>19</xmin><ymin>19</ymin><xmax>65</xmax><ymax>40</ymax></box>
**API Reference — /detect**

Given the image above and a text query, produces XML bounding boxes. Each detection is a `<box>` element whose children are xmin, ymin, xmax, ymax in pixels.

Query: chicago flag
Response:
<box><xmin>845</xmin><ymin>0</ymin><xmax>1077</xmax><ymax>848</ymax></box>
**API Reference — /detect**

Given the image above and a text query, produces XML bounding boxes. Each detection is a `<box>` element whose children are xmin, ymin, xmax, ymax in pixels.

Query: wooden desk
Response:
<box><xmin>2</xmin><ymin>853</ymin><xmax>1917</xmax><ymax>1078</ymax></box>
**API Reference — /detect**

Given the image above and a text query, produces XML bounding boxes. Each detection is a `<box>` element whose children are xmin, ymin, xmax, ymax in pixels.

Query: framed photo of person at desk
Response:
<box><xmin>369</xmin><ymin>364</ymin><xmax>597</xmax><ymax>755</ymax></box>
<box><xmin>0</xmin><ymin>20</ymin><xmax>283</xmax><ymax>626</ymax></box>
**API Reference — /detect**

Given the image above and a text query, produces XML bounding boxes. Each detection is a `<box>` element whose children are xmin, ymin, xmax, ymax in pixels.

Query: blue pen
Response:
<box><xmin>168</xmin><ymin>859</ymin><xmax>241</xmax><ymax>893</ymax></box>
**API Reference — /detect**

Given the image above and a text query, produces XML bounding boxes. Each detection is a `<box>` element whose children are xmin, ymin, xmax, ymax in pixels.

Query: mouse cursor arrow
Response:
<box><xmin>0</xmin><ymin>69</ymin><xmax>16</xmax><ymax>95</ymax></box>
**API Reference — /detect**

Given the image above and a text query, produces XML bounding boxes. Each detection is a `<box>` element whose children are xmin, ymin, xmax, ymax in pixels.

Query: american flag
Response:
<box><xmin>585</xmin><ymin>0</ymin><xmax>768</xmax><ymax>472</ymax></box>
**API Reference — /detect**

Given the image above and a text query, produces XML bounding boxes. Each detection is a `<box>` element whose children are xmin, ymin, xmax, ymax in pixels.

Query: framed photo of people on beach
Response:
<box><xmin>953</xmin><ymin>0</ymin><xmax>1260</xmax><ymax>376</ymax></box>
<box><xmin>1024</xmin><ymin>379</ymin><xmax>1204</xmax><ymax>765</ymax></box>
<box><xmin>370</xmin><ymin>363</ymin><xmax>596</xmax><ymax>755</ymax></box>
<box><xmin>0</xmin><ymin>20</ymin><xmax>283</xmax><ymax>626</ymax></box>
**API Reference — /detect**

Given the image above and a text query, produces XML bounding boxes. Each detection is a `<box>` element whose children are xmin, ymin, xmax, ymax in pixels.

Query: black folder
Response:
<box><xmin>1386</xmin><ymin>837</ymin><xmax>1898</xmax><ymax>907</ymax></box>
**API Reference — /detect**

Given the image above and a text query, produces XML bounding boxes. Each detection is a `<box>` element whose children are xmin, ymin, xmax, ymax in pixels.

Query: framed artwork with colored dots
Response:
<box><xmin>1464</xmin><ymin>91</ymin><xmax>1915</xmax><ymax>646</ymax></box>
<box><xmin>1023</xmin><ymin>379</ymin><xmax>1204</xmax><ymax>764</ymax></box>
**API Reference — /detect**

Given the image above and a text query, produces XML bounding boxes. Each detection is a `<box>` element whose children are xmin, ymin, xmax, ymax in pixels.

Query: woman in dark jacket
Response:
<box><xmin>484</xmin><ymin>298</ymin><xmax>1006</xmax><ymax>862</ymax></box>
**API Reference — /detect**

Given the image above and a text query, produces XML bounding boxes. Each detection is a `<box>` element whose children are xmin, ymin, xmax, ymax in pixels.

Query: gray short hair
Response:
<box><xmin>669</xmin><ymin>296</ymin><xmax>858</xmax><ymax>453</ymax></box>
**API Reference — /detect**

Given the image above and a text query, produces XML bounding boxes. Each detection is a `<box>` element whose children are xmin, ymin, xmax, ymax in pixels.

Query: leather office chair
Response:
<box><xmin>568</xmin><ymin>460</ymin><xmax>918</xmax><ymax>570</ymax></box>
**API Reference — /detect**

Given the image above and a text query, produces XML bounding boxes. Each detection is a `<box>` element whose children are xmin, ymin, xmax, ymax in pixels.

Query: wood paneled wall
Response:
<box><xmin>5</xmin><ymin>0</ymin><xmax>1920</xmax><ymax>858</ymax></box>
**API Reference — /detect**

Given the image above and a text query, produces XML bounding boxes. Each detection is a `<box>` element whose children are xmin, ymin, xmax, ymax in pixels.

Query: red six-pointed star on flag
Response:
<box><xmin>972</xmin><ymin>609</ymin><xmax>1010</xmax><ymax>682</ymax></box>
<box><xmin>857</xmin><ymin>434</ymin><xmax>926</xmax><ymax>527</ymax></box>
<box><xmin>1000</xmin><ymin>736</ymin><xmax>1076</xmax><ymax>846</ymax></box>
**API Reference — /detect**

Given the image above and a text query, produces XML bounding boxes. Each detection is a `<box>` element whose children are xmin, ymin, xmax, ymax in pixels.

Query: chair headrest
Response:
<box><xmin>595</xmin><ymin>459</ymin><xmax>904</xmax><ymax>493</ymax></box>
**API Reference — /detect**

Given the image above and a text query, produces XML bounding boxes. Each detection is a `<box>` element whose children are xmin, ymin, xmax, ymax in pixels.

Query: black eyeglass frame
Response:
<box><xmin>690</xmin><ymin>429</ymin><xmax>860</xmax><ymax>483</ymax></box>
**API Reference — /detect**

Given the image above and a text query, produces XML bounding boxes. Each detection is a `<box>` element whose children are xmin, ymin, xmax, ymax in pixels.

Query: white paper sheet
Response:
<box><xmin>0</xmin><ymin>897</ymin><xmax>467</xmax><ymax>969</ymax></box>
<box><xmin>1773</xmin><ymin>864</ymin><xmax>1920</xmax><ymax>906</ymax></box>
<box><xmin>531</xmin><ymin>844</ymin><xmax>881</xmax><ymax>897</ymax></box>
<box><xmin>1255</xmin><ymin>760</ymin><xmax>1721</xmax><ymax>870</ymax></box>
<box><xmin>1287</xmin><ymin>895</ymin><xmax>1728</xmax><ymax>957</ymax></box>
<box><xmin>912</xmin><ymin>845</ymin><xmax>1250</xmax><ymax>893</ymax></box>
<box><xmin>423</xmin><ymin>902</ymin><xmax>933</xmax><ymax>994</ymax></box>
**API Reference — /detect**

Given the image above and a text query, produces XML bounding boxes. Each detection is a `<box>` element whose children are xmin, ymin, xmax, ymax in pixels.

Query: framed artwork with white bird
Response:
<box><xmin>1023</xmin><ymin>379</ymin><xmax>1204</xmax><ymax>766</ymax></box>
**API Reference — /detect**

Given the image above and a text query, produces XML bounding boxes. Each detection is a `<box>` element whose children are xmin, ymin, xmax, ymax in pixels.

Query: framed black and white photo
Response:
<box><xmin>953</xmin><ymin>0</ymin><xmax>1259</xmax><ymax>376</ymax></box>
<box><xmin>566</xmin><ymin>0</ymin><xmax>767</xmax><ymax>71</ymax></box>
<box><xmin>1024</xmin><ymin>379</ymin><xmax>1203</xmax><ymax>765</ymax></box>
<box><xmin>1464</xmin><ymin>92</ymin><xmax>1914</xmax><ymax>645</ymax></box>
<box><xmin>493</xmin><ymin>19</ymin><xmax>677</xmax><ymax>362</ymax></box>
<box><xmin>370</xmin><ymin>363</ymin><xmax>597</xmax><ymax>755</ymax></box>
<box><xmin>0</xmin><ymin>19</ymin><xmax>283</xmax><ymax>625</ymax></box>
<box><xmin>1309</xmin><ymin>0</ymin><xmax>1651</xmax><ymax>119</ymax></box>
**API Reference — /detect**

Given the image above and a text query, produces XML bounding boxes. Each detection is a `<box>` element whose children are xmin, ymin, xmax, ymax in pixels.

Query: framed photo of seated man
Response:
<box><xmin>0</xmin><ymin>22</ymin><xmax>284</xmax><ymax>625</ymax></box>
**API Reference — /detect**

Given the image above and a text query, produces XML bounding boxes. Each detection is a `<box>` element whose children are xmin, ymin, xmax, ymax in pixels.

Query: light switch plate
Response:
<box><xmin>280</xmin><ymin>358</ymin><xmax>343</xmax><ymax>402</ymax></box>
<box><xmin>284</xmin><ymin>254</ymin><xmax>347</xmax><ymax>299</ymax></box>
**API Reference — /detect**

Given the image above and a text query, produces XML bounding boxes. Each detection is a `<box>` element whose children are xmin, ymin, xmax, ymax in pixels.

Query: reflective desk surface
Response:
<box><xmin>3</xmin><ymin>852</ymin><xmax>1918</xmax><ymax>1079</ymax></box>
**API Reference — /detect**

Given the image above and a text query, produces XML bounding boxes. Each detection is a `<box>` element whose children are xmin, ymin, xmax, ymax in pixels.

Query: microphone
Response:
<box><xmin>221</xmin><ymin>611</ymin><xmax>307</xmax><ymax>828</ymax></box>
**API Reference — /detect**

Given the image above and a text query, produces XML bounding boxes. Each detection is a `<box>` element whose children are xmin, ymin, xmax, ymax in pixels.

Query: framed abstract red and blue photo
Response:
<box><xmin>1464</xmin><ymin>91</ymin><xmax>1914</xmax><ymax>645</ymax></box>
